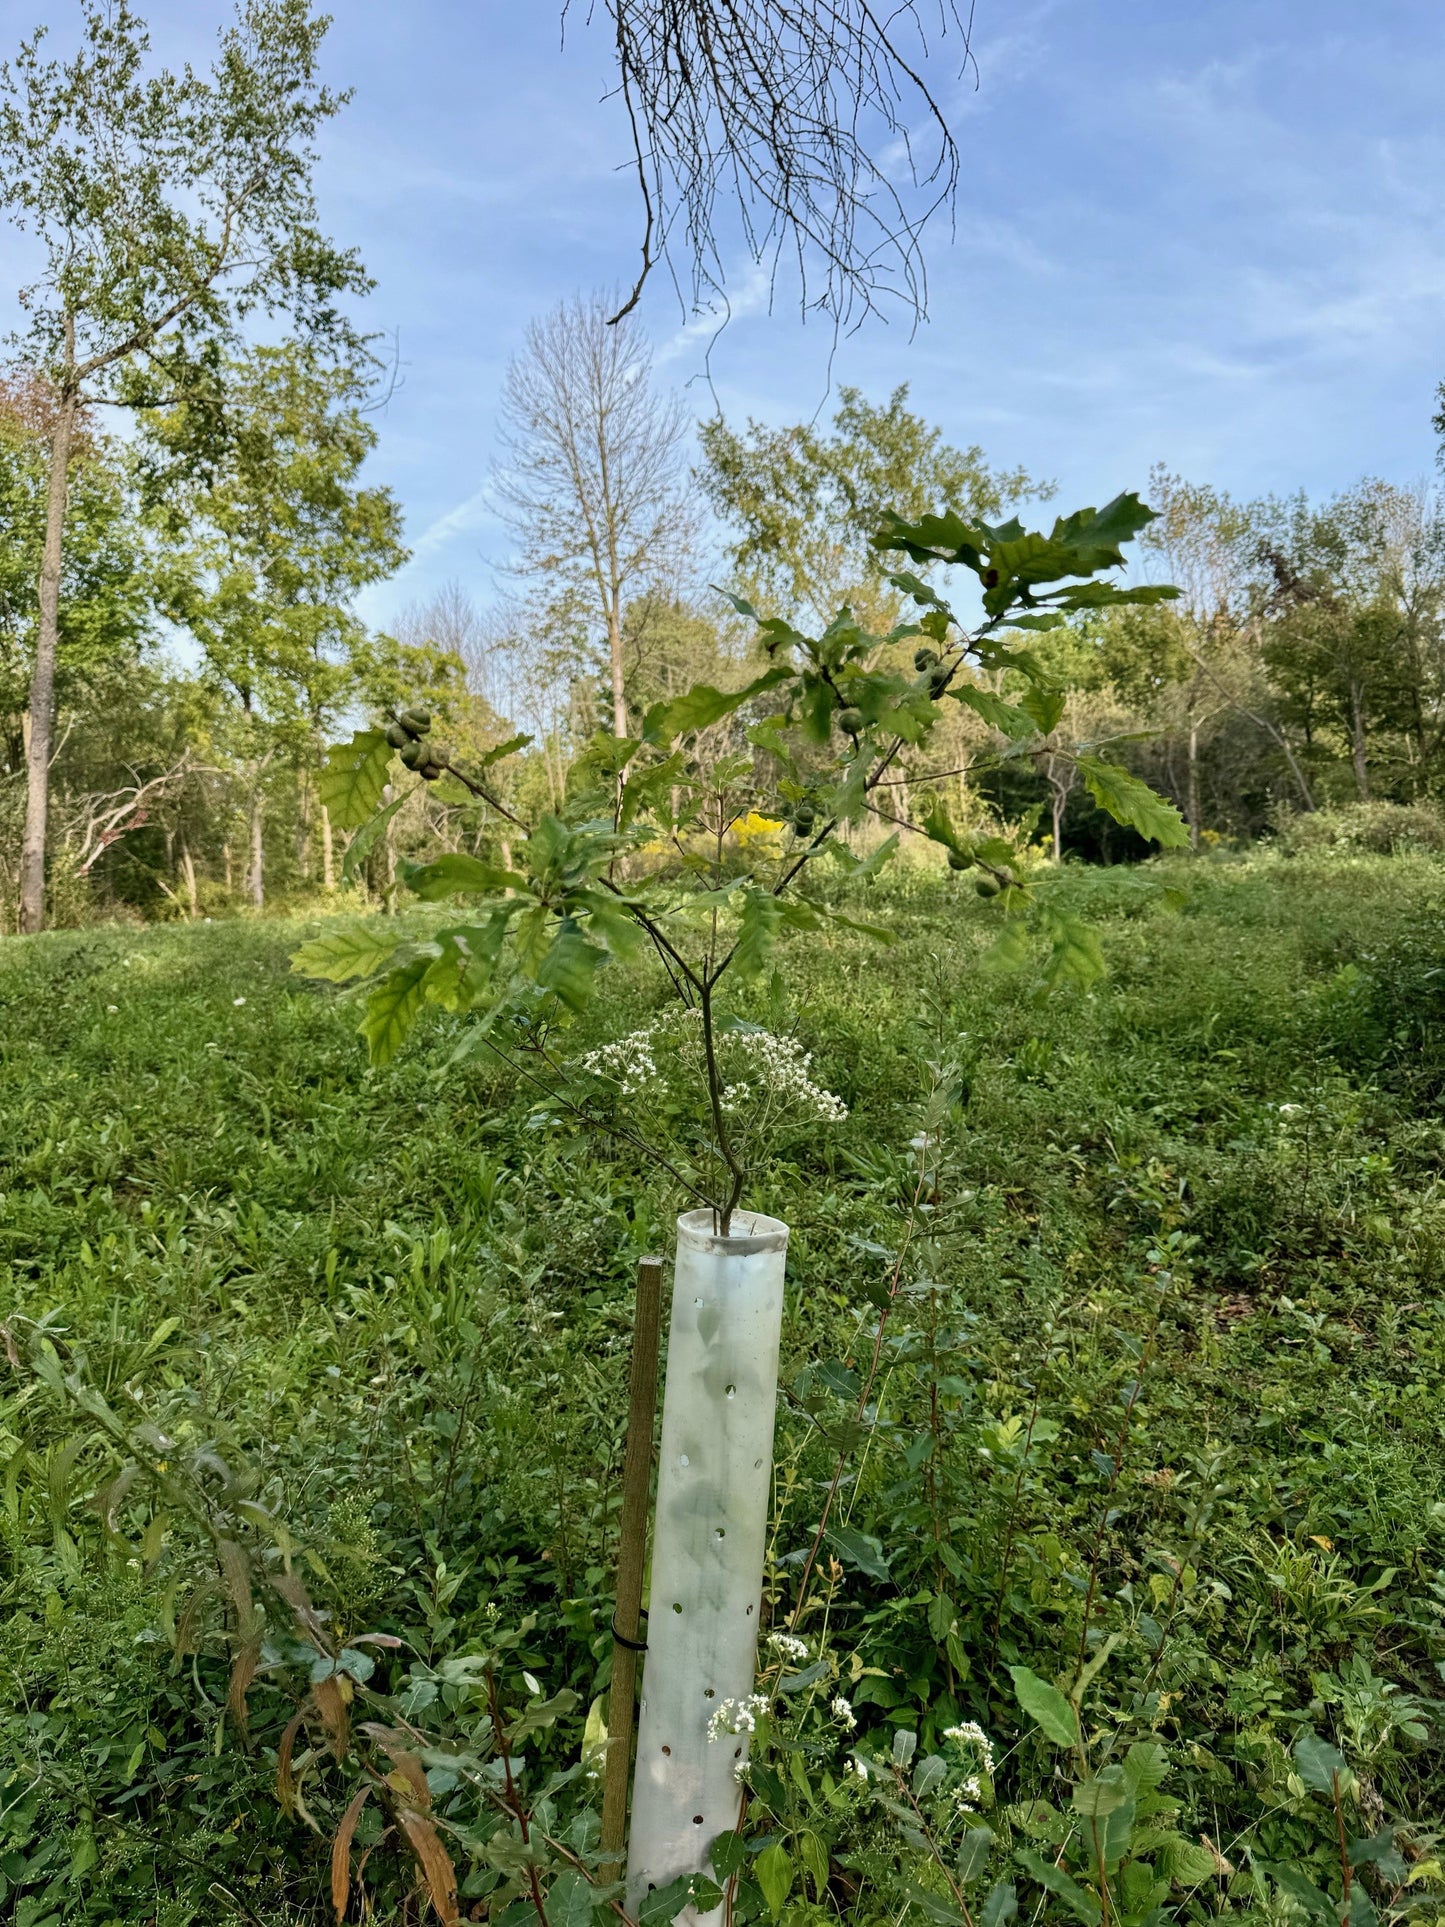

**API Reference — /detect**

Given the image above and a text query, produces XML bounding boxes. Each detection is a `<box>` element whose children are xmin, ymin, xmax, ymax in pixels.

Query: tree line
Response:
<box><xmin>4</xmin><ymin>4</ymin><xmax>1444</xmax><ymax>935</ymax></box>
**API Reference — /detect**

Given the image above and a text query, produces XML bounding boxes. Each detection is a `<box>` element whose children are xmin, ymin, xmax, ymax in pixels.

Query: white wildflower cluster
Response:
<box><xmin>706</xmin><ymin>1693</ymin><xmax>770</xmax><ymax>1742</ymax></box>
<box><xmin>830</xmin><ymin>1695</ymin><xmax>857</xmax><ymax>1731</ymax></box>
<box><xmin>575</xmin><ymin>1008</ymin><xmax>847</xmax><ymax>1134</ymax></box>
<box><xmin>766</xmin><ymin>1631</ymin><xmax>809</xmax><ymax>1662</ymax></box>
<box><xmin>577</xmin><ymin>1027</ymin><xmax>660</xmax><ymax>1096</ymax></box>
<box><xmin>716</xmin><ymin>1029</ymin><xmax>848</xmax><ymax>1125</ymax></box>
<box><xmin>942</xmin><ymin>1722</ymin><xmax>995</xmax><ymax>1813</ymax></box>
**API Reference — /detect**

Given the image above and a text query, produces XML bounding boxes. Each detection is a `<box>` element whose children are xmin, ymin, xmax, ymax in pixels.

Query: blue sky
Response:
<box><xmin>7</xmin><ymin>0</ymin><xmax>1445</xmax><ymax>627</ymax></box>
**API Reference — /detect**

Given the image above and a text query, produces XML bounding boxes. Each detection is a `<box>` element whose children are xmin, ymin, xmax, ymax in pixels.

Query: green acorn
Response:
<box><xmin>914</xmin><ymin>646</ymin><xmax>940</xmax><ymax>673</ymax></box>
<box><xmin>399</xmin><ymin>740</ymin><xmax>425</xmax><ymax>770</ymax></box>
<box><xmin>837</xmin><ymin>706</ymin><xmax>864</xmax><ymax>736</ymax></box>
<box><xmin>947</xmin><ymin>848</ymin><xmax>972</xmax><ymax>871</ymax></box>
<box><xmin>793</xmin><ymin>803</ymin><xmax>816</xmax><ymax>833</ymax></box>
<box><xmin>929</xmin><ymin>667</ymin><xmax>951</xmax><ymax>697</ymax></box>
<box><xmin>975</xmin><ymin>874</ymin><xmax>1002</xmax><ymax>897</ymax></box>
<box><xmin>398</xmin><ymin>708</ymin><xmax>432</xmax><ymax>737</ymax></box>
<box><xmin>385</xmin><ymin>721</ymin><xmax>410</xmax><ymax>749</ymax></box>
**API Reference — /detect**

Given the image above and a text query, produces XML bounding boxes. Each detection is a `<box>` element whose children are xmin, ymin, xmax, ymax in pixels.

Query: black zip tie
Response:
<box><xmin>611</xmin><ymin>1610</ymin><xmax>648</xmax><ymax>1652</ymax></box>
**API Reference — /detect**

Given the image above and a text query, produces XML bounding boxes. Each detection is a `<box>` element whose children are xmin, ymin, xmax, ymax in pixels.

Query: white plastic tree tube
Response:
<box><xmin>627</xmin><ymin>1207</ymin><xmax>790</xmax><ymax>1916</ymax></box>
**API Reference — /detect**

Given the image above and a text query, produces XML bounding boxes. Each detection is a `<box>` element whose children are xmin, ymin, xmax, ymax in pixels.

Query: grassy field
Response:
<box><xmin>2</xmin><ymin>851</ymin><xmax>1444</xmax><ymax>1927</ymax></box>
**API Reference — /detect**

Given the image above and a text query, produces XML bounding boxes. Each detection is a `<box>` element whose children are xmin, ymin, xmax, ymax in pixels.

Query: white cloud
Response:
<box><xmin>409</xmin><ymin>482</ymin><xmax>500</xmax><ymax>560</ymax></box>
<box><xmin>654</xmin><ymin>265</ymin><xmax>774</xmax><ymax>367</ymax></box>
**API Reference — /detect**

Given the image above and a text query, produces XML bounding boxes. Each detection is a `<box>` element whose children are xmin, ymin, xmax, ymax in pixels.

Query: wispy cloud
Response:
<box><xmin>409</xmin><ymin>482</ymin><xmax>500</xmax><ymax>561</ymax></box>
<box><xmin>655</xmin><ymin>265</ymin><xmax>774</xmax><ymax>367</ymax></box>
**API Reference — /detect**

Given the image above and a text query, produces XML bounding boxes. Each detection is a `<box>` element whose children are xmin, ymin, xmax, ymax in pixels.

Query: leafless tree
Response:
<box><xmin>392</xmin><ymin>580</ymin><xmax>506</xmax><ymax>710</ymax></box>
<box><xmin>494</xmin><ymin>294</ymin><xmax>696</xmax><ymax>737</ymax></box>
<box><xmin>588</xmin><ymin>0</ymin><xmax>977</xmax><ymax>327</ymax></box>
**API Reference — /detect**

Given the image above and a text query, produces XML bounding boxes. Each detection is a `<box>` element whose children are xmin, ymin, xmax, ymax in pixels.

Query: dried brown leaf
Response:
<box><xmin>273</xmin><ymin>1567</ymin><xmax>328</xmax><ymax>1641</ymax></box>
<box><xmin>216</xmin><ymin>1538</ymin><xmax>259</xmax><ymax>1638</ymax></box>
<box><xmin>399</xmin><ymin>1810</ymin><xmax>460</xmax><ymax>1926</ymax></box>
<box><xmin>331</xmin><ymin>1784</ymin><xmax>372</xmax><ymax>1922</ymax></box>
<box><xmin>313</xmin><ymin>1675</ymin><xmax>351</xmax><ymax>1760</ymax></box>
<box><xmin>360</xmin><ymin>1723</ymin><xmax>431</xmax><ymax>1810</ymax></box>
<box><xmin>227</xmin><ymin>1634</ymin><xmax>262</xmax><ymax>1733</ymax></box>
<box><xmin>276</xmin><ymin>1709</ymin><xmax>306</xmax><ymax>1817</ymax></box>
<box><xmin>171</xmin><ymin>1578</ymin><xmax>214</xmax><ymax>1658</ymax></box>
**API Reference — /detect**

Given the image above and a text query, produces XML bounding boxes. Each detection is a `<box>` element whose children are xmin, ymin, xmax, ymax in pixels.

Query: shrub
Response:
<box><xmin>1277</xmin><ymin>800</ymin><xmax>1445</xmax><ymax>856</ymax></box>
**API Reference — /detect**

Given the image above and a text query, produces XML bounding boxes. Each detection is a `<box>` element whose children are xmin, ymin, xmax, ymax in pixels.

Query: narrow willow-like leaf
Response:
<box><xmin>1008</xmin><ymin>1664</ymin><xmax>1080</xmax><ymax>1748</ymax></box>
<box><xmin>341</xmin><ymin>788</ymin><xmax>410</xmax><ymax>882</ymax></box>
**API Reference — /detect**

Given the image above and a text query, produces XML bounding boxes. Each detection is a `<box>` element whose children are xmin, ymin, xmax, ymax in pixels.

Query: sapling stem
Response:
<box><xmin>601</xmin><ymin>1255</ymin><xmax>664</xmax><ymax>1879</ymax></box>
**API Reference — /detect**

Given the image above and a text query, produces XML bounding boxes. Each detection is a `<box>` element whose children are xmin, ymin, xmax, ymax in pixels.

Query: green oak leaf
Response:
<box><xmin>536</xmin><ymin>918</ymin><xmax>606</xmax><ymax>1011</ymax></box>
<box><xmin>359</xmin><ymin>958</ymin><xmax>431</xmax><ymax>1067</ymax></box>
<box><xmin>319</xmin><ymin>729</ymin><xmax>391</xmax><ymax>829</ymax></box>
<box><xmin>291</xmin><ymin>922</ymin><xmax>403</xmax><ymax>983</ymax></box>
<box><xmin>1076</xmin><ymin>756</ymin><xmax>1189</xmax><ymax>847</ymax></box>
<box><xmin>642</xmin><ymin>666</ymin><xmax>792</xmax><ymax>747</ymax></box>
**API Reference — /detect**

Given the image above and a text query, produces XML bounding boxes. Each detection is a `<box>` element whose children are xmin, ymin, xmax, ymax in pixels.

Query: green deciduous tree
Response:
<box><xmin>0</xmin><ymin>375</ymin><xmax>149</xmax><ymax>780</ymax></box>
<box><xmin>698</xmin><ymin>385</ymin><xmax>1049</xmax><ymax>629</ymax></box>
<box><xmin>0</xmin><ymin>0</ymin><xmax>367</xmax><ymax>930</ymax></box>
<box><xmin>149</xmin><ymin>341</ymin><xmax>406</xmax><ymax>907</ymax></box>
<box><xmin>1255</xmin><ymin>481</ymin><xmax>1445</xmax><ymax>804</ymax></box>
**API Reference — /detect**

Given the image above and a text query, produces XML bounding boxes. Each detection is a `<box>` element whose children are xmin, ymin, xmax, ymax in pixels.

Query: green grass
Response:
<box><xmin>2</xmin><ymin>852</ymin><xmax>1443</xmax><ymax>1925</ymax></box>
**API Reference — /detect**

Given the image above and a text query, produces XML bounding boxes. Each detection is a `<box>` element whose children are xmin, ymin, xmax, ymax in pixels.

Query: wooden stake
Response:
<box><xmin>600</xmin><ymin>1253</ymin><xmax>664</xmax><ymax>1877</ymax></box>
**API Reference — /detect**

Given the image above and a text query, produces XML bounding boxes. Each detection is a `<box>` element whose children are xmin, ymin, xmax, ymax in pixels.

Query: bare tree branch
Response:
<box><xmin>583</xmin><ymin>0</ymin><xmax>977</xmax><ymax>328</ymax></box>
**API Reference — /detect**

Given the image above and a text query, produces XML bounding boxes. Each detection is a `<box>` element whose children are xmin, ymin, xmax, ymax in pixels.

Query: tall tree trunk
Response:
<box><xmin>320</xmin><ymin>804</ymin><xmax>335</xmax><ymax>891</ymax></box>
<box><xmin>247</xmin><ymin>788</ymin><xmax>265</xmax><ymax>908</ymax></box>
<box><xmin>1349</xmin><ymin>681</ymin><xmax>1370</xmax><ymax>800</ymax></box>
<box><xmin>608</xmin><ymin>595</ymin><xmax>627</xmax><ymax>737</ymax></box>
<box><xmin>223</xmin><ymin>839</ymin><xmax>233</xmax><ymax>895</ymax></box>
<box><xmin>20</xmin><ymin>336</ymin><xmax>79</xmax><ymax>935</ymax></box>
<box><xmin>1186</xmin><ymin>716</ymin><xmax>1201</xmax><ymax>853</ymax></box>
<box><xmin>180</xmin><ymin>839</ymin><xmax>199</xmax><ymax>919</ymax></box>
<box><xmin>1051</xmin><ymin>779</ymin><xmax>1066</xmax><ymax>863</ymax></box>
<box><xmin>295</xmin><ymin>767</ymin><xmax>312</xmax><ymax>882</ymax></box>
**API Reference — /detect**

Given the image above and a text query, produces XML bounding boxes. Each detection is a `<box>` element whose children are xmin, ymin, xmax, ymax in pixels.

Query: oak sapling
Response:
<box><xmin>297</xmin><ymin>491</ymin><xmax>1186</xmax><ymax>1226</ymax></box>
<box><xmin>295</xmin><ymin>494</ymin><xmax>1185</xmax><ymax>1895</ymax></box>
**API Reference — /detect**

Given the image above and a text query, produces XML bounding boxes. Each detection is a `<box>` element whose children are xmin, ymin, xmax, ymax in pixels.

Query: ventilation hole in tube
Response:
<box><xmin>714</xmin><ymin>1527</ymin><xmax>726</xmax><ymax>1540</ymax></box>
<box><xmin>746</xmin><ymin>1604</ymin><xmax>754</xmax><ymax>1615</ymax></box>
<box><xmin>693</xmin><ymin>1815</ymin><xmax>705</xmax><ymax>1826</ymax></box>
<box><xmin>661</xmin><ymin>1745</ymin><xmax>671</xmax><ymax>1757</ymax></box>
<box><xmin>754</xmin><ymin>1458</ymin><xmax>763</xmax><ymax>1469</ymax></box>
<box><xmin>672</xmin><ymin>1602</ymin><xmax>683</xmax><ymax>1614</ymax></box>
<box><xmin>735</xmin><ymin>1747</ymin><xmax>743</xmax><ymax>1759</ymax></box>
<box><xmin>704</xmin><ymin>1688</ymin><xmax>715</xmax><ymax>1699</ymax></box>
<box><xmin>647</xmin><ymin>1884</ymin><xmax>657</xmax><ymax>1894</ymax></box>
<box><xmin>693</xmin><ymin>1296</ymin><xmax>703</xmax><ymax>1307</ymax></box>
<box><xmin>725</xmin><ymin>1384</ymin><xmax>736</xmax><ymax>1398</ymax></box>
